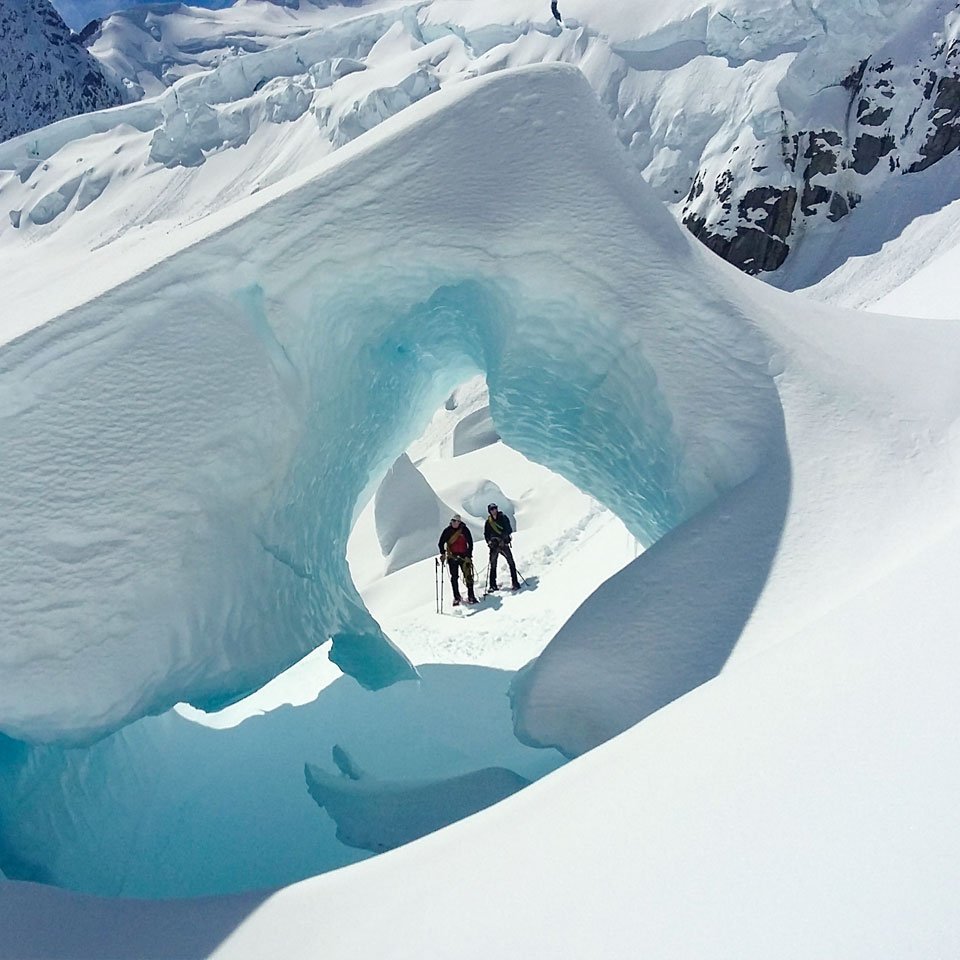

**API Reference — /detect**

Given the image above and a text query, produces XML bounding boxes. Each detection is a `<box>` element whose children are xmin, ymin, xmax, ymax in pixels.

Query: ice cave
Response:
<box><xmin>0</xmin><ymin>66</ymin><xmax>790</xmax><ymax>900</ymax></box>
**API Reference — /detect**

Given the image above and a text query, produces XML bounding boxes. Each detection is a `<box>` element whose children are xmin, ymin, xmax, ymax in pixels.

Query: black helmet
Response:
<box><xmin>487</xmin><ymin>503</ymin><xmax>498</xmax><ymax>511</ymax></box>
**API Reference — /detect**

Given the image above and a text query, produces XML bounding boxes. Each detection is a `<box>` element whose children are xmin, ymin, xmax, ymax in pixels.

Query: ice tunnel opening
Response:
<box><xmin>243</xmin><ymin>274</ymin><xmax>696</xmax><ymax>703</ymax></box>
<box><xmin>0</xmin><ymin>270</ymin><xmax>785</xmax><ymax>899</ymax></box>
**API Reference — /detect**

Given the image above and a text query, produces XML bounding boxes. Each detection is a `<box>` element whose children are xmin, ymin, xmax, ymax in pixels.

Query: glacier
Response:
<box><xmin>10</xmin><ymin>0</ymin><xmax>960</xmax><ymax>308</ymax></box>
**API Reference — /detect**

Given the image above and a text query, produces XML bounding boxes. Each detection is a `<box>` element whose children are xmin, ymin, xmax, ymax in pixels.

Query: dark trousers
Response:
<box><xmin>551</xmin><ymin>1</ymin><xmax>562</xmax><ymax>23</ymax></box>
<box><xmin>447</xmin><ymin>555</ymin><xmax>475</xmax><ymax>601</ymax></box>
<box><xmin>488</xmin><ymin>541</ymin><xmax>518</xmax><ymax>588</ymax></box>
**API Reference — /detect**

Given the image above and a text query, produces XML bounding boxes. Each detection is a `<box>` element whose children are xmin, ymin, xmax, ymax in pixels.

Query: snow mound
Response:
<box><xmin>305</xmin><ymin>746</ymin><xmax>529</xmax><ymax>853</ymax></box>
<box><xmin>0</xmin><ymin>63</ymin><xmax>781</xmax><ymax>744</ymax></box>
<box><xmin>511</xmin><ymin>441</ymin><xmax>788</xmax><ymax>757</ymax></box>
<box><xmin>373</xmin><ymin>453</ymin><xmax>454</xmax><ymax>575</ymax></box>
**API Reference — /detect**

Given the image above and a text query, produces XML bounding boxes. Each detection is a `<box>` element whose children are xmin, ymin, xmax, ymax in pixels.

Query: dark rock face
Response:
<box><xmin>852</xmin><ymin>133</ymin><xmax>896</xmax><ymax>174</ymax></box>
<box><xmin>0</xmin><ymin>0</ymin><xmax>121</xmax><ymax>144</ymax></box>
<box><xmin>909</xmin><ymin>74</ymin><xmax>960</xmax><ymax>172</ymax></box>
<box><xmin>681</xmin><ymin>27</ymin><xmax>960</xmax><ymax>276</ymax></box>
<box><xmin>684</xmin><ymin>186</ymin><xmax>797</xmax><ymax>273</ymax></box>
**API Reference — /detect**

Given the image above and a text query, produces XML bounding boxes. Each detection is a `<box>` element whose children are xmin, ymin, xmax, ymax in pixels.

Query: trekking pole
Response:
<box><xmin>513</xmin><ymin>555</ymin><xmax>529</xmax><ymax>588</ymax></box>
<box><xmin>434</xmin><ymin>557</ymin><xmax>440</xmax><ymax>614</ymax></box>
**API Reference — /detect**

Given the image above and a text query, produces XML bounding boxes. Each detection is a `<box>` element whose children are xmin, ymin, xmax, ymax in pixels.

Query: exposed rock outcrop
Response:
<box><xmin>0</xmin><ymin>0</ymin><xmax>121</xmax><ymax>144</ymax></box>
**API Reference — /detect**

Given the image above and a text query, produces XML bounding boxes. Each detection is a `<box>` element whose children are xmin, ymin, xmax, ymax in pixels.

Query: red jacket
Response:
<box><xmin>438</xmin><ymin>524</ymin><xmax>473</xmax><ymax>556</ymax></box>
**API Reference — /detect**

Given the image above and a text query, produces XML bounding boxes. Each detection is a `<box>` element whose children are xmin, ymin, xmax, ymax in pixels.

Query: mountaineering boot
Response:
<box><xmin>467</xmin><ymin>589</ymin><xmax>478</xmax><ymax>604</ymax></box>
<box><xmin>452</xmin><ymin>597</ymin><xmax>461</xmax><ymax>606</ymax></box>
<box><xmin>511</xmin><ymin>581</ymin><xmax>520</xmax><ymax>591</ymax></box>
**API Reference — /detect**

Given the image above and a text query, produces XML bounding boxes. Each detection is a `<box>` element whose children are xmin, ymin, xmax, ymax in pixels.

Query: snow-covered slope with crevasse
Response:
<box><xmin>2</xmin><ymin>56</ymin><xmax>960</xmax><ymax>956</ymax></box>
<box><xmin>0</xmin><ymin>0</ymin><xmax>120</xmax><ymax>144</ymax></box>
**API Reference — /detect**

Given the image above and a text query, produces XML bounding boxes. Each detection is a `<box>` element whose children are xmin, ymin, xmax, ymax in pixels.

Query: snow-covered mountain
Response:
<box><xmin>0</xmin><ymin>0</ymin><xmax>120</xmax><ymax>144</ymax></box>
<box><xmin>63</xmin><ymin>0</ymin><xmax>960</xmax><ymax>282</ymax></box>
<box><xmin>670</xmin><ymin>0</ymin><xmax>960</xmax><ymax>275</ymax></box>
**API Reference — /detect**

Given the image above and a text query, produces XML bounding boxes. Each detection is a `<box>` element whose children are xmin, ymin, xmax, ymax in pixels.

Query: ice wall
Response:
<box><xmin>0</xmin><ymin>665</ymin><xmax>557</xmax><ymax>898</ymax></box>
<box><xmin>0</xmin><ymin>64</ymin><xmax>785</xmax><ymax>745</ymax></box>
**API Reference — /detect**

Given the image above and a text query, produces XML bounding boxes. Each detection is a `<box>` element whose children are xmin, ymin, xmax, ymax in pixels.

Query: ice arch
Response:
<box><xmin>0</xmin><ymin>64</ymin><xmax>786</xmax><ymax>744</ymax></box>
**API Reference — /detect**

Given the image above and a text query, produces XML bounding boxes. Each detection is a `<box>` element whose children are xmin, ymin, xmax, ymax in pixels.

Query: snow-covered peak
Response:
<box><xmin>0</xmin><ymin>0</ymin><xmax>121</xmax><ymax>144</ymax></box>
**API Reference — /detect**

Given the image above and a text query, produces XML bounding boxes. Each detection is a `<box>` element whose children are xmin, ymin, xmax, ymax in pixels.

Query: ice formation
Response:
<box><xmin>0</xmin><ymin>663</ymin><xmax>558</xmax><ymax>898</ymax></box>
<box><xmin>305</xmin><ymin>745</ymin><xmax>529</xmax><ymax>853</ymax></box>
<box><xmin>450</xmin><ymin>404</ymin><xmax>499</xmax><ymax>458</ymax></box>
<box><xmin>0</xmin><ymin>63</ymin><xmax>782</xmax><ymax>745</ymax></box>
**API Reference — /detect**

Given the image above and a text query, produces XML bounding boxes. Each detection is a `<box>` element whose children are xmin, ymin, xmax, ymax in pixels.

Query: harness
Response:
<box><xmin>446</xmin><ymin>529</ymin><xmax>469</xmax><ymax>555</ymax></box>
